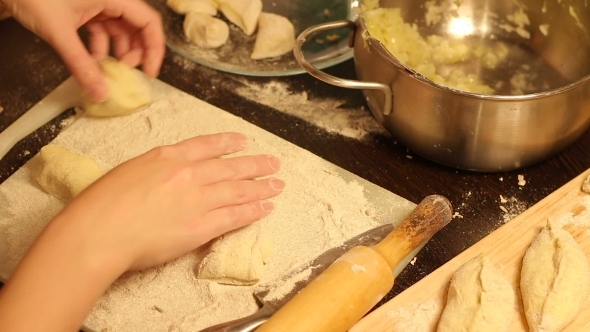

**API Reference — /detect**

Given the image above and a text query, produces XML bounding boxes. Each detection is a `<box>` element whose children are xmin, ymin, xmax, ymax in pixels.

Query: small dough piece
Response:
<box><xmin>437</xmin><ymin>255</ymin><xmax>516</xmax><ymax>332</ymax></box>
<box><xmin>218</xmin><ymin>0</ymin><xmax>262</xmax><ymax>36</ymax></box>
<box><xmin>196</xmin><ymin>223</ymin><xmax>273</xmax><ymax>285</ymax></box>
<box><xmin>82</xmin><ymin>58</ymin><xmax>151</xmax><ymax>117</ymax></box>
<box><xmin>520</xmin><ymin>220</ymin><xmax>590</xmax><ymax>332</ymax></box>
<box><xmin>183</xmin><ymin>12</ymin><xmax>230</xmax><ymax>49</ymax></box>
<box><xmin>582</xmin><ymin>174</ymin><xmax>590</xmax><ymax>194</ymax></box>
<box><xmin>166</xmin><ymin>0</ymin><xmax>217</xmax><ymax>16</ymax></box>
<box><xmin>251</xmin><ymin>13</ymin><xmax>295</xmax><ymax>60</ymax></box>
<box><xmin>36</xmin><ymin>145</ymin><xmax>103</xmax><ymax>202</ymax></box>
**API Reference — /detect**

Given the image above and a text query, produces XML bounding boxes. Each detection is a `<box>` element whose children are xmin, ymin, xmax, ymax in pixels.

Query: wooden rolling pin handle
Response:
<box><xmin>256</xmin><ymin>195</ymin><xmax>454</xmax><ymax>332</ymax></box>
<box><xmin>372</xmin><ymin>194</ymin><xmax>453</xmax><ymax>270</ymax></box>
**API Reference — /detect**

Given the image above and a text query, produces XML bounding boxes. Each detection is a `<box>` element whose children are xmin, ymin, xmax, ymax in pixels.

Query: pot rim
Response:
<box><xmin>357</xmin><ymin>16</ymin><xmax>590</xmax><ymax>101</ymax></box>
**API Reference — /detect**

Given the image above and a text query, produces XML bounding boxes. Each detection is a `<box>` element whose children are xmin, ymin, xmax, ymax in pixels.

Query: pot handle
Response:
<box><xmin>294</xmin><ymin>20</ymin><xmax>393</xmax><ymax>116</ymax></box>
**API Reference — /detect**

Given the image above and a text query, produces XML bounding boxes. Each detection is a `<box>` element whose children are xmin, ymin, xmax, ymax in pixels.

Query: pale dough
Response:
<box><xmin>82</xmin><ymin>58</ymin><xmax>152</xmax><ymax>117</ymax></box>
<box><xmin>196</xmin><ymin>222</ymin><xmax>273</xmax><ymax>285</ymax></box>
<box><xmin>520</xmin><ymin>220</ymin><xmax>590</xmax><ymax>332</ymax></box>
<box><xmin>582</xmin><ymin>174</ymin><xmax>590</xmax><ymax>194</ymax></box>
<box><xmin>218</xmin><ymin>0</ymin><xmax>262</xmax><ymax>36</ymax></box>
<box><xmin>166</xmin><ymin>0</ymin><xmax>218</xmax><ymax>16</ymax></box>
<box><xmin>183</xmin><ymin>12</ymin><xmax>230</xmax><ymax>49</ymax></box>
<box><xmin>36</xmin><ymin>145</ymin><xmax>103</xmax><ymax>202</ymax></box>
<box><xmin>251</xmin><ymin>13</ymin><xmax>295</xmax><ymax>60</ymax></box>
<box><xmin>437</xmin><ymin>255</ymin><xmax>516</xmax><ymax>332</ymax></box>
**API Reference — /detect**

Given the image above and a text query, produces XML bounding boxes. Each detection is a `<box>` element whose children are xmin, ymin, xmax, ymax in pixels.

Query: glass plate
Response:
<box><xmin>147</xmin><ymin>0</ymin><xmax>357</xmax><ymax>76</ymax></box>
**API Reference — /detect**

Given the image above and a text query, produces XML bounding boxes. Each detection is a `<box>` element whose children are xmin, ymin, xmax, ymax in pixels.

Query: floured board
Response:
<box><xmin>0</xmin><ymin>78</ymin><xmax>416</xmax><ymax>331</ymax></box>
<box><xmin>351</xmin><ymin>169</ymin><xmax>590</xmax><ymax>332</ymax></box>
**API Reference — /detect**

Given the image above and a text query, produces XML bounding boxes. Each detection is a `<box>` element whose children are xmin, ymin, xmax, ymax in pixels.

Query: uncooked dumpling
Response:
<box><xmin>166</xmin><ymin>0</ymin><xmax>217</xmax><ymax>16</ymax></box>
<box><xmin>183</xmin><ymin>12</ymin><xmax>229</xmax><ymax>49</ymax></box>
<box><xmin>36</xmin><ymin>145</ymin><xmax>104</xmax><ymax>202</ymax></box>
<box><xmin>196</xmin><ymin>222</ymin><xmax>273</xmax><ymax>285</ymax></box>
<box><xmin>251</xmin><ymin>12</ymin><xmax>295</xmax><ymax>60</ymax></box>
<box><xmin>520</xmin><ymin>220</ymin><xmax>590</xmax><ymax>332</ymax></box>
<box><xmin>218</xmin><ymin>0</ymin><xmax>262</xmax><ymax>36</ymax></box>
<box><xmin>437</xmin><ymin>255</ymin><xmax>516</xmax><ymax>332</ymax></box>
<box><xmin>82</xmin><ymin>58</ymin><xmax>152</xmax><ymax>117</ymax></box>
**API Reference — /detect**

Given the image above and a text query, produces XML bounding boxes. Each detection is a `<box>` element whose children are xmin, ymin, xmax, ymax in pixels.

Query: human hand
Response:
<box><xmin>52</xmin><ymin>132</ymin><xmax>284</xmax><ymax>272</ymax></box>
<box><xmin>0</xmin><ymin>132</ymin><xmax>283</xmax><ymax>331</ymax></box>
<box><xmin>0</xmin><ymin>0</ymin><xmax>165</xmax><ymax>102</ymax></box>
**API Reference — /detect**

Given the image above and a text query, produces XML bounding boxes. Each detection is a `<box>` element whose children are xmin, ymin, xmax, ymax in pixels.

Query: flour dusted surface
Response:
<box><xmin>0</xmin><ymin>79</ymin><xmax>414</xmax><ymax>331</ymax></box>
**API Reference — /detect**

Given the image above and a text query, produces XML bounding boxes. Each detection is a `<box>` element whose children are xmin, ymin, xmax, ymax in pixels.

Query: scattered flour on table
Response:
<box><xmin>233</xmin><ymin>80</ymin><xmax>387</xmax><ymax>140</ymax></box>
<box><xmin>499</xmin><ymin>196</ymin><xmax>527</xmax><ymax>223</ymax></box>
<box><xmin>517</xmin><ymin>174</ymin><xmax>526</xmax><ymax>187</ymax></box>
<box><xmin>0</xmin><ymin>79</ymin><xmax>412</xmax><ymax>331</ymax></box>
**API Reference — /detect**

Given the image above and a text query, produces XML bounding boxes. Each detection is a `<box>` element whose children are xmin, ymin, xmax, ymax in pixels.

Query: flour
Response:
<box><xmin>386</xmin><ymin>299</ymin><xmax>442</xmax><ymax>332</ymax></box>
<box><xmin>0</xmin><ymin>79</ymin><xmax>412</xmax><ymax>331</ymax></box>
<box><xmin>499</xmin><ymin>196</ymin><xmax>528</xmax><ymax>223</ymax></box>
<box><xmin>233</xmin><ymin>80</ymin><xmax>387</xmax><ymax>140</ymax></box>
<box><xmin>553</xmin><ymin>195</ymin><xmax>590</xmax><ymax>229</ymax></box>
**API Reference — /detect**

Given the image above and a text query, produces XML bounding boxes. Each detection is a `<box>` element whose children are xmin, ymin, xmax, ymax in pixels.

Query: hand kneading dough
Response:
<box><xmin>520</xmin><ymin>220</ymin><xmax>590</xmax><ymax>332</ymax></box>
<box><xmin>166</xmin><ymin>0</ymin><xmax>217</xmax><ymax>16</ymax></box>
<box><xmin>183</xmin><ymin>12</ymin><xmax>230</xmax><ymax>49</ymax></box>
<box><xmin>82</xmin><ymin>58</ymin><xmax>152</xmax><ymax>117</ymax></box>
<box><xmin>218</xmin><ymin>0</ymin><xmax>262</xmax><ymax>36</ymax></box>
<box><xmin>36</xmin><ymin>145</ymin><xmax>103</xmax><ymax>202</ymax></box>
<box><xmin>251</xmin><ymin>13</ymin><xmax>295</xmax><ymax>60</ymax></box>
<box><xmin>196</xmin><ymin>223</ymin><xmax>272</xmax><ymax>285</ymax></box>
<box><xmin>437</xmin><ymin>255</ymin><xmax>516</xmax><ymax>332</ymax></box>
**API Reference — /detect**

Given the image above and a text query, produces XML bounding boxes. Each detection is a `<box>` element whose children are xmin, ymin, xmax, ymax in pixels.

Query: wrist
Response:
<box><xmin>0</xmin><ymin>208</ymin><xmax>128</xmax><ymax>331</ymax></box>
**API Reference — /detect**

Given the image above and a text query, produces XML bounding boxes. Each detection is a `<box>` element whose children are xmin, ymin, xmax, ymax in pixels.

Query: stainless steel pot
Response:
<box><xmin>294</xmin><ymin>0</ymin><xmax>590</xmax><ymax>172</ymax></box>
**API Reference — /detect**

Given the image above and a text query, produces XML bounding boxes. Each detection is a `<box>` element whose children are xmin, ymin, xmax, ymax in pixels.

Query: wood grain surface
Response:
<box><xmin>351</xmin><ymin>169</ymin><xmax>590</xmax><ymax>331</ymax></box>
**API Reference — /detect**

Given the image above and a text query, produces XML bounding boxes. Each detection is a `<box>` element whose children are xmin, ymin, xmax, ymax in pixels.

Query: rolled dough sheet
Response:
<box><xmin>0</xmin><ymin>78</ymin><xmax>416</xmax><ymax>331</ymax></box>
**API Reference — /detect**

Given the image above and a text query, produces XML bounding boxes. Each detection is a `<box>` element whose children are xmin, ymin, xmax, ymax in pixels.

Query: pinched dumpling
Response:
<box><xmin>183</xmin><ymin>12</ymin><xmax>230</xmax><ymax>49</ymax></box>
<box><xmin>166</xmin><ymin>0</ymin><xmax>218</xmax><ymax>16</ymax></box>
<box><xmin>251</xmin><ymin>13</ymin><xmax>295</xmax><ymax>60</ymax></box>
<box><xmin>218</xmin><ymin>0</ymin><xmax>262</xmax><ymax>36</ymax></box>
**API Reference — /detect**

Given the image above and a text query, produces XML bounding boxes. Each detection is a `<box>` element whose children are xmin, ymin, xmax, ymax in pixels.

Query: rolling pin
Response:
<box><xmin>256</xmin><ymin>194</ymin><xmax>453</xmax><ymax>332</ymax></box>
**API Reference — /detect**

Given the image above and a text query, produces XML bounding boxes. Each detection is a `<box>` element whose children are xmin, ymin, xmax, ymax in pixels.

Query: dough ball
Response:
<box><xmin>218</xmin><ymin>0</ymin><xmax>262</xmax><ymax>36</ymax></box>
<box><xmin>251</xmin><ymin>12</ymin><xmax>295</xmax><ymax>60</ymax></box>
<box><xmin>166</xmin><ymin>0</ymin><xmax>217</xmax><ymax>16</ymax></box>
<box><xmin>36</xmin><ymin>145</ymin><xmax>104</xmax><ymax>202</ymax></box>
<box><xmin>183</xmin><ymin>12</ymin><xmax>230</xmax><ymax>49</ymax></box>
<box><xmin>520</xmin><ymin>220</ymin><xmax>590</xmax><ymax>332</ymax></box>
<box><xmin>82</xmin><ymin>58</ymin><xmax>152</xmax><ymax>118</ymax></box>
<box><xmin>437</xmin><ymin>255</ymin><xmax>516</xmax><ymax>332</ymax></box>
<box><xmin>196</xmin><ymin>223</ymin><xmax>273</xmax><ymax>285</ymax></box>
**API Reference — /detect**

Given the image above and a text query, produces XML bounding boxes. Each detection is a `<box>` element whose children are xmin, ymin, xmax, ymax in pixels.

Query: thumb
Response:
<box><xmin>50</xmin><ymin>29</ymin><xmax>108</xmax><ymax>102</ymax></box>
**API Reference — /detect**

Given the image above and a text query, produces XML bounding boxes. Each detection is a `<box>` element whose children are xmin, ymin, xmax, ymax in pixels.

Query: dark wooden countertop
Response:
<box><xmin>2</xmin><ymin>16</ymin><xmax>590</xmax><ymax>312</ymax></box>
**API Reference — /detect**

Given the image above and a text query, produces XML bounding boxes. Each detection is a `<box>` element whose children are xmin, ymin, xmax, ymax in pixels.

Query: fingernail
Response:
<box><xmin>267</xmin><ymin>155</ymin><xmax>280</xmax><ymax>171</ymax></box>
<box><xmin>239</xmin><ymin>136</ymin><xmax>249</xmax><ymax>147</ymax></box>
<box><xmin>269</xmin><ymin>178</ymin><xmax>285</xmax><ymax>192</ymax></box>
<box><xmin>88</xmin><ymin>81</ymin><xmax>108</xmax><ymax>103</ymax></box>
<box><xmin>260</xmin><ymin>201</ymin><xmax>274</xmax><ymax>212</ymax></box>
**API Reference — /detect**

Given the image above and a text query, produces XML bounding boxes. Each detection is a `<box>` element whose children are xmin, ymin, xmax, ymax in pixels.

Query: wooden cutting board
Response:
<box><xmin>351</xmin><ymin>169</ymin><xmax>590</xmax><ymax>331</ymax></box>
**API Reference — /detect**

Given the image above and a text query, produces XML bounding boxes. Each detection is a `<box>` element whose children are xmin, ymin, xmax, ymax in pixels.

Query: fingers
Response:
<box><xmin>103</xmin><ymin>0</ymin><xmax>165</xmax><ymax>76</ymax></box>
<box><xmin>202</xmin><ymin>177</ymin><xmax>284</xmax><ymax>210</ymax></box>
<box><xmin>49</xmin><ymin>29</ymin><xmax>108</xmax><ymax>102</ymax></box>
<box><xmin>199</xmin><ymin>200</ymin><xmax>276</xmax><ymax>240</ymax></box>
<box><xmin>196</xmin><ymin>155</ymin><xmax>281</xmax><ymax>185</ymax></box>
<box><xmin>169</xmin><ymin>132</ymin><xmax>250</xmax><ymax>161</ymax></box>
<box><xmin>86</xmin><ymin>22</ymin><xmax>110</xmax><ymax>60</ymax></box>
